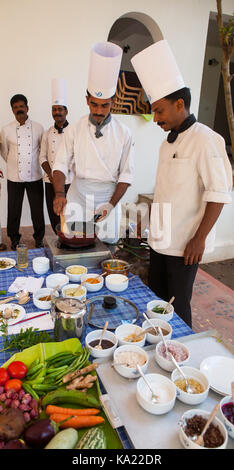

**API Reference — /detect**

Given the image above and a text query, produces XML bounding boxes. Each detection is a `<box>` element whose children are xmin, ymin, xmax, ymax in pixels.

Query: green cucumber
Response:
<box><xmin>75</xmin><ymin>427</ymin><xmax>106</xmax><ymax>449</ymax></box>
<box><xmin>42</xmin><ymin>389</ymin><xmax>101</xmax><ymax>409</ymax></box>
<box><xmin>45</xmin><ymin>428</ymin><xmax>78</xmax><ymax>449</ymax></box>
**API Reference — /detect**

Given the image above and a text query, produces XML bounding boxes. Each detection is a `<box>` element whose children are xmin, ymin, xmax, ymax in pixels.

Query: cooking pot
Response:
<box><xmin>56</xmin><ymin>220</ymin><xmax>98</xmax><ymax>248</ymax></box>
<box><xmin>51</xmin><ymin>296</ymin><xmax>86</xmax><ymax>341</ymax></box>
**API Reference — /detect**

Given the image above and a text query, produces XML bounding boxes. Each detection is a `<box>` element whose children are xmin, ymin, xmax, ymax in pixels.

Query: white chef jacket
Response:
<box><xmin>39</xmin><ymin>125</ymin><xmax>74</xmax><ymax>184</ymax></box>
<box><xmin>53</xmin><ymin>114</ymin><xmax>134</xmax><ymax>243</ymax></box>
<box><xmin>149</xmin><ymin>122</ymin><xmax>233</xmax><ymax>256</ymax></box>
<box><xmin>53</xmin><ymin>114</ymin><xmax>134</xmax><ymax>185</ymax></box>
<box><xmin>0</xmin><ymin>118</ymin><xmax>43</xmax><ymax>182</ymax></box>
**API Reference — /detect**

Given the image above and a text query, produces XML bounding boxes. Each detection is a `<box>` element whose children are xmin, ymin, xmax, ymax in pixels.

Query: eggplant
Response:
<box><xmin>24</xmin><ymin>417</ymin><xmax>71</xmax><ymax>449</ymax></box>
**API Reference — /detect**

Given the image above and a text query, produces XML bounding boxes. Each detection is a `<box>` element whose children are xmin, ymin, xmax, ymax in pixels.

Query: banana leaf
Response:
<box><xmin>2</xmin><ymin>338</ymin><xmax>123</xmax><ymax>449</ymax></box>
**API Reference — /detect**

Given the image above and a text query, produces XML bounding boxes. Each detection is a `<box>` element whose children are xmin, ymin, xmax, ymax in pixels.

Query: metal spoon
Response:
<box><xmin>169</xmin><ymin>352</ymin><xmax>194</xmax><ymax>394</ymax></box>
<box><xmin>136</xmin><ymin>365</ymin><xmax>158</xmax><ymax>404</ymax></box>
<box><xmin>157</xmin><ymin>326</ymin><xmax>169</xmax><ymax>357</ymax></box>
<box><xmin>192</xmin><ymin>403</ymin><xmax>220</xmax><ymax>446</ymax></box>
<box><xmin>143</xmin><ymin>312</ymin><xmax>159</xmax><ymax>335</ymax></box>
<box><xmin>95</xmin><ymin>321</ymin><xmax>109</xmax><ymax>350</ymax></box>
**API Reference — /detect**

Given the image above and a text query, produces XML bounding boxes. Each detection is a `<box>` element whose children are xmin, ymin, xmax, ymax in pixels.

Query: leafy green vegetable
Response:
<box><xmin>0</xmin><ymin>327</ymin><xmax>53</xmax><ymax>353</ymax></box>
<box><xmin>0</xmin><ymin>290</ymin><xmax>6</xmax><ymax>295</ymax></box>
<box><xmin>152</xmin><ymin>305</ymin><xmax>165</xmax><ymax>313</ymax></box>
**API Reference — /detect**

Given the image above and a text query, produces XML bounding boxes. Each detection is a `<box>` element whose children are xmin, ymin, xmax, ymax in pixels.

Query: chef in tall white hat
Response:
<box><xmin>131</xmin><ymin>39</ymin><xmax>232</xmax><ymax>327</ymax></box>
<box><xmin>52</xmin><ymin>42</ymin><xmax>134</xmax><ymax>243</ymax></box>
<box><xmin>39</xmin><ymin>78</ymin><xmax>73</xmax><ymax>234</ymax></box>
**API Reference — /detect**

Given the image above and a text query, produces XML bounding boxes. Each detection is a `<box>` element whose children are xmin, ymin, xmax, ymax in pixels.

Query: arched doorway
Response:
<box><xmin>108</xmin><ymin>12</ymin><xmax>163</xmax><ymax>115</ymax></box>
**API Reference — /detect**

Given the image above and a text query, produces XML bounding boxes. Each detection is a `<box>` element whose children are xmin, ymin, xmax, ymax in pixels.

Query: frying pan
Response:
<box><xmin>56</xmin><ymin>215</ymin><xmax>100</xmax><ymax>248</ymax></box>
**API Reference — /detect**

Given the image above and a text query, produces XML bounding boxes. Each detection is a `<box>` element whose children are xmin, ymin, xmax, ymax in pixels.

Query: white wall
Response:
<box><xmin>0</xmin><ymin>0</ymin><xmax>233</xmax><ymax>260</ymax></box>
<box><xmin>198</xmin><ymin>46</ymin><xmax>222</xmax><ymax>128</ymax></box>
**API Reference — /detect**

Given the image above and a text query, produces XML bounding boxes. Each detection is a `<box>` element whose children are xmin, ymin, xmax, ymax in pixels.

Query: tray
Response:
<box><xmin>97</xmin><ymin>330</ymin><xmax>234</xmax><ymax>449</ymax></box>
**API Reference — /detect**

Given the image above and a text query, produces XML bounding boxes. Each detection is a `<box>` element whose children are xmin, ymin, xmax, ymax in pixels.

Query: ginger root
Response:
<box><xmin>66</xmin><ymin>374</ymin><xmax>97</xmax><ymax>391</ymax></box>
<box><xmin>62</xmin><ymin>363</ymin><xmax>98</xmax><ymax>384</ymax></box>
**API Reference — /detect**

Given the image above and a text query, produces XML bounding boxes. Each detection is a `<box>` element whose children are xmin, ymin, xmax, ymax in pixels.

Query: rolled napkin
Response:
<box><xmin>8</xmin><ymin>276</ymin><xmax>44</xmax><ymax>294</ymax></box>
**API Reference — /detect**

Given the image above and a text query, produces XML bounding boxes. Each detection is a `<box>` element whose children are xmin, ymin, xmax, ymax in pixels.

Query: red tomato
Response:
<box><xmin>7</xmin><ymin>361</ymin><xmax>27</xmax><ymax>379</ymax></box>
<box><xmin>0</xmin><ymin>368</ymin><xmax>9</xmax><ymax>386</ymax></box>
<box><xmin>4</xmin><ymin>379</ymin><xmax>22</xmax><ymax>392</ymax></box>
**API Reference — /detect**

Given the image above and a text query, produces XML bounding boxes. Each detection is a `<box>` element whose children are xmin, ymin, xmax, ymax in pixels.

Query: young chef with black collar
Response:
<box><xmin>52</xmin><ymin>42</ymin><xmax>134</xmax><ymax>244</ymax></box>
<box><xmin>131</xmin><ymin>40</ymin><xmax>232</xmax><ymax>328</ymax></box>
<box><xmin>0</xmin><ymin>94</ymin><xmax>45</xmax><ymax>250</ymax></box>
<box><xmin>0</xmin><ymin>168</ymin><xmax>6</xmax><ymax>251</ymax></box>
<box><xmin>39</xmin><ymin>79</ymin><xmax>73</xmax><ymax>234</ymax></box>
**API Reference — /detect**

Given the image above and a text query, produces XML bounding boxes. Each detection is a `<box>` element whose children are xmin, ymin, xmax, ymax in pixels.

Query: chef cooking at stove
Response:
<box><xmin>52</xmin><ymin>41</ymin><xmax>134</xmax><ymax>244</ymax></box>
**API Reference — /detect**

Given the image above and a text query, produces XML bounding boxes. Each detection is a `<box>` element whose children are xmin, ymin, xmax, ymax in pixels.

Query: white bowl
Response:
<box><xmin>85</xmin><ymin>329</ymin><xmax>118</xmax><ymax>359</ymax></box>
<box><xmin>46</xmin><ymin>273</ymin><xmax>69</xmax><ymax>290</ymax></box>
<box><xmin>179</xmin><ymin>408</ymin><xmax>228</xmax><ymax>449</ymax></box>
<box><xmin>80</xmin><ymin>273</ymin><xmax>104</xmax><ymax>292</ymax></box>
<box><xmin>219</xmin><ymin>395</ymin><xmax>234</xmax><ymax>439</ymax></box>
<box><xmin>136</xmin><ymin>373</ymin><xmax>176</xmax><ymax>415</ymax></box>
<box><xmin>115</xmin><ymin>323</ymin><xmax>146</xmax><ymax>347</ymax></box>
<box><xmin>65</xmin><ymin>265</ymin><xmax>88</xmax><ymax>282</ymax></box>
<box><xmin>105</xmin><ymin>274</ymin><xmax>128</xmax><ymax>292</ymax></box>
<box><xmin>33</xmin><ymin>288</ymin><xmax>59</xmax><ymax>310</ymax></box>
<box><xmin>155</xmin><ymin>340</ymin><xmax>190</xmax><ymax>372</ymax></box>
<box><xmin>62</xmin><ymin>283</ymin><xmax>87</xmax><ymax>300</ymax></box>
<box><xmin>32</xmin><ymin>256</ymin><xmax>50</xmax><ymax>274</ymax></box>
<box><xmin>113</xmin><ymin>345</ymin><xmax>149</xmax><ymax>379</ymax></box>
<box><xmin>142</xmin><ymin>318</ymin><xmax>172</xmax><ymax>344</ymax></box>
<box><xmin>171</xmin><ymin>366</ymin><xmax>209</xmax><ymax>405</ymax></box>
<box><xmin>147</xmin><ymin>299</ymin><xmax>174</xmax><ymax>322</ymax></box>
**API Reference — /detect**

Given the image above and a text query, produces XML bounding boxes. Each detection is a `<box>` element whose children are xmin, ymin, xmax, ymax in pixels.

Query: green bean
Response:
<box><xmin>26</xmin><ymin>363</ymin><xmax>43</xmax><ymax>377</ymax></box>
<box><xmin>32</xmin><ymin>384</ymin><xmax>57</xmax><ymax>391</ymax></box>
<box><xmin>22</xmin><ymin>383</ymin><xmax>40</xmax><ymax>400</ymax></box>
<box><xmin>28</xmin><ymin>358</ymin><xmax>40</xmax><ymax>370</ymax></box>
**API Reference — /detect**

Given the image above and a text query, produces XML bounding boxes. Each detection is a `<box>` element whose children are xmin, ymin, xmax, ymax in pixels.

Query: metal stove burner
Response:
<box><xmin>44</xmin><ymin>234</ymin><xmax>112</xmax><ymax>272</ymax></box>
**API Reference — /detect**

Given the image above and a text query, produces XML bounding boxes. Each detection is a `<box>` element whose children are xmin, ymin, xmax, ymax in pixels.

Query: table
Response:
<box><xmin>0</xmin><ymin>248</ymin><xmax>193</xmax><ymax>448</ymax></box>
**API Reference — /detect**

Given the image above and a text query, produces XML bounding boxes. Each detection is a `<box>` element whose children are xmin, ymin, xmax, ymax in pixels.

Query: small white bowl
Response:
<box><xmin>171</xmin><ymin>366</ymin><xmax>209</xmax><ymax>405</ymax></box>
<box><xmin>80</xmin><ymin>273</ymin><xmax>104</xmax><ymax>292</ymax></box>
<box><xmin>32</xmin><ymin>256</ymin><xmax>50</xmax><ymax>274</ymax></box>
<box><xmin>85</xmin><ymin>329</ymin><xmax>118</xmax><ymax>359</ymax></box>
<box><xmin>155</xmin><ymin>340</ymin><xmax>190</xmax><ymax>372</ymax></box>
<box><xmin>179</xmin><ymin>408</ymin><xmax>228</xmax><ymax>449</ymax></box>
<box><xmin>115</xmin><ymin>323</ymin><xmax>146</xmax><ymax>348</ymax></box>
<box><xmin>46</xmin><ymin>273</ymin><xmax>69</xmax><ymax>290</ymax></box>
<box><xmin>136</xmin><ymin>373</ymin><xmax>176</xmax><ymax>415</ymax></box>
<box><xmin>113</xmin><ymin>345</ymin><xmax>149</xmax><ymax>379</ymax></box>
<box><xmin>33</xmin><ymin>288</ymin><xmax>59</xmax><ymax>310</ymax></box>
<box><xmin>219</xmin><ymin>395</ymin><xmax>234</xmax><ymax>439</ymax></box>
<box><xmin>65</xmin><ymin>265</ymin><xmax>88</xmax><ymax>282</ymax></box>
<box><xmin>105</xmin><ymin>274</ymin><xmax>128</xmax><ymax>292</ymax></box>
<box><xmin>147</xmin><ymin>299</ymin><xmax>174</xmax><ymax>322</ymax></box>
<box><xmin>142</xmin><ymin>318</ymin><xmax>172</xmax><ymax>344</ymax></box>
<box><xmin>62</xmin><ymin>283</ymin><xmax>87</xmax><ymax>300</ymax></box>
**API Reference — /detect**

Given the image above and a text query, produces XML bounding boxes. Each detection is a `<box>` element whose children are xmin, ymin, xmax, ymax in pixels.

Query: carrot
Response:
<box><xmin>46</xmin><ymin>405</ymin><xmax>100</xmax><ymax>416</ymax></box>
<box><xmin>50</xmin><ymin>413</ymin><xmax>105</xmax><ymax>429</ymax></box>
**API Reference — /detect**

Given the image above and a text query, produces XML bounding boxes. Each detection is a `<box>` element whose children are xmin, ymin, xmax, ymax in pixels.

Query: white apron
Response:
<box><xmin>64</xmin><ymin>178</ymin><xmax>121</xmax><ymax>244</ymax></box>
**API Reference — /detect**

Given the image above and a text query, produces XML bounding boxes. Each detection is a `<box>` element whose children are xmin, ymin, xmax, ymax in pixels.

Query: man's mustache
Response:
<box><xmin>54</xmin><ymin>114</ymin><xmax>62</xmax><ymax>118</ymax></box>
<box><xmin>93</xmin><ymin>114</ymin><xmax>105</xmax><ymax>118</ymax></box>
<box><xmin>16</xmin><ymin>110</ymin><xmax>25</xmax><ymax>115</ymax></box>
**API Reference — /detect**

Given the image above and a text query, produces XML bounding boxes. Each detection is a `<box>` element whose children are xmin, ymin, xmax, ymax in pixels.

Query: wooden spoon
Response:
<box><xmin>60</xmin><ymin>214</ymin><xmax>70</xmax><ymax>236</ymax></box>
<box><xmin>162</xmin><ymin>296</ymin><xmax>175</xmax><ymax>315</ymax></box>
<box><xmin>95</xmin><ymin>321</ymin><xmax>109</xmax><ymax>350</ymax></box>
<box><xmin>231</xmin><ymin>381</ymin><xmax>234</xmax><ymax>404</ymax></box>
<box><xmin>193</xmin><ymin>403</ymin><xmax>219</xmax><ymax>446</ymax></box>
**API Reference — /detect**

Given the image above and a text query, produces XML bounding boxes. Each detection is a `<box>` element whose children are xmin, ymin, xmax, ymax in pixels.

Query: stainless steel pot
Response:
<box><xmin>52</xmin><ymin>297</ymin><xmax>86</xmax><ymax>341</ymax></box>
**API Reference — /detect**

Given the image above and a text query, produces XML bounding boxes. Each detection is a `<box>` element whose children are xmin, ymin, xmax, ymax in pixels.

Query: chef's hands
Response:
<box><xmin>183</xmin><ymin>235</ymin><xmax>205</xmax><ymax>265</ymax></box>
<box><xmin>94</xmin><ymin>202</ymin><xmax>114</xmax><ymax>222</ymax></box>
<box><xmin>53</xmin><ymin>194</ymin><xmax>67</xmax><ymax>216</ymax></box>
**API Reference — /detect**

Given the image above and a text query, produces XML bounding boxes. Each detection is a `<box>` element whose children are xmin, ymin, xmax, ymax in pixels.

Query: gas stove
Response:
<box><xmin>44</xmin><ymin>235</ymin><xmax>111</xmax><ymax>272</ymax></box>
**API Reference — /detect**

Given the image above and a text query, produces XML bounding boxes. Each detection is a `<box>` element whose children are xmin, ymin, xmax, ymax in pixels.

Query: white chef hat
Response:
<box><xmin>87</xmin><ymin>42</ymin><xmax>123</xmax><ymax>99</ymax></box>
<box><xmin>51</xmin><ymin>78</ymin><xmax>67</xmax><ymax>106</ymax></box>
<box><xmin>131</xmin><ymin>40</ymin><xmax>185</xmax><ymax>104</ymax></box>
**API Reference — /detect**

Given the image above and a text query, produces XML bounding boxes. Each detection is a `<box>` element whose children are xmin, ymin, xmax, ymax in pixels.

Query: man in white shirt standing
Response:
<box><xmin>53</xmin><ymin>42</ymin><xmax>134</xmax><ymax>244</ymax></box>
<box><xmin>0</xmin><ymin>94</ymin><xmax>45</xmax><ymax>250</ymax></box>
<box><xmin>39</xmin><ymin>79</ymin><xmax>73</xmax><ymax>234</ymax></box>
<box><xmin>131</xmin><ymin>40</ymin><xmax>232</xmax><ymax>328</ymax></box>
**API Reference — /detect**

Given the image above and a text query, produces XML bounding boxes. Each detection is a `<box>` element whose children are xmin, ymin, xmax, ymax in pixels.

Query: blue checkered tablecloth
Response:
<box><xmin>0</xmin><ymin>248</ymin><xmax>193</xmax><ymax>448</ymax></box>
